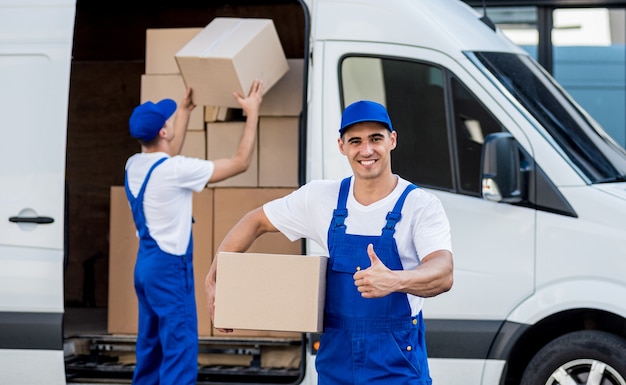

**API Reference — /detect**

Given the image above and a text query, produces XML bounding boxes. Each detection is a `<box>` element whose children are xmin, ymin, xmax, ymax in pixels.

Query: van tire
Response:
<box><xmin>520</xmin><ymin>330</ymin><xmax>626</xmax><ymax>385</ymax></box>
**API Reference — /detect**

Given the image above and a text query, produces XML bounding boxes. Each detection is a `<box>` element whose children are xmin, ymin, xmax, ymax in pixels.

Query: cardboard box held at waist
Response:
<box><xmin>175</xmin><ymin>18</ymin><xmax>289</xmax><ymax>108</ymax></box>
<box><xmin>214</xmin><ymin>252</ymin><xmax>327</xmax><ymax>333</ymax></box>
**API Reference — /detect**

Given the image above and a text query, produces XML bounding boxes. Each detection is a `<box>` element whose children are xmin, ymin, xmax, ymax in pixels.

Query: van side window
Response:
<box><xmin>451</xmin><ymin>78</ymin><xmax>503</xmax><ymax>194</ymax></box>
<box><xmin>341</xmin><ymin>56</ymin><xmax>504</xmax><ymax>196</ymax></box>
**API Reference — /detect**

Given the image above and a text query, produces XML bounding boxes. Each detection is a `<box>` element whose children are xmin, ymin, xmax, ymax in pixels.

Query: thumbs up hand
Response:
<box><xmin>353</xmin><ymin>244</ymin><xmax>399</xmax><ymax>298</ymax></box>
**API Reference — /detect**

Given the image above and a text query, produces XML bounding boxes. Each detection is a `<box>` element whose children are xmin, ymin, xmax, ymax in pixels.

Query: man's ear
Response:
<box><xmin>390</xmin><ymin>130</ymin><xmax>397</xmax><ymax>150</ymax></box>
<box><xmin>338</xmin><ymin>137</ymin><xmax>347</xmax><ymax>155</ymax></box>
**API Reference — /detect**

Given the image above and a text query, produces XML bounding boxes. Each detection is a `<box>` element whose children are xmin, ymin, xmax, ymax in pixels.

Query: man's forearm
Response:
<box><xmin>233</xmin><ymin>111</ymin><xmax>259</xmax><ymax>170</ymax></box>
<box><xmin>399</xmin><ymin>250</ymin><xmax>454</xmax><ymax>298</ymax></box>
<box><xmin>218</xmin><ymin>207</ymin><xmax>275</xmax><ymax>253</ymax></box>
<box><xmin>170</xmin><ymin>109</ymin><xmax>191</xmax><ymax>155</ymax></box>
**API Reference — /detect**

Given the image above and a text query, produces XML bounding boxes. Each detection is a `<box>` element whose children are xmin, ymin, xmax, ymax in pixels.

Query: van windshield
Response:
<box><xmin>469</xmin><ymin>51</ymin><xmax>626</xmax><ymax>184</ymax></box>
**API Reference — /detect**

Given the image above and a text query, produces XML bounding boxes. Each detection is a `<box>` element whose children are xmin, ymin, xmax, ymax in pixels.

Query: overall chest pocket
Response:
<box><xmin>330</xmin><ymin>243</ymin><xmax>388</xmax><ymax>273</ymax></box>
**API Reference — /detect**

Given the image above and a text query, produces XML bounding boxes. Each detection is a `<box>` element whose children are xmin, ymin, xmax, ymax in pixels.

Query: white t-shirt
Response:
<box><xmin>263</xmin><ymin>176</ymin><xmax>452</xmax><ymax>315</ymax></box>
<box><xmin>125</xmin><ymin>152</ymin><xmax>214</xmax><ymax>255</ymax></box>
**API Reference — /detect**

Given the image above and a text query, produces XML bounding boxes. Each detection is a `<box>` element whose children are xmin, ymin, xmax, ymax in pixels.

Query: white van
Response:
<box><xmin>2</xmin><ymin>0</ymin><xmax>626</xmax><ymax>384</ymax></box>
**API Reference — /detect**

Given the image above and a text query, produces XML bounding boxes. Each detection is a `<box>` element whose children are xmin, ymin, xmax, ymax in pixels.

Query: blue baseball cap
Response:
<box><xmin>339</xmin><ymin>100</ymin><xmax>393</xmax><ymax>136</ymax></box>
<box><xmin>129</xmin><ymin>99</ymin><xmax>177</xmax><ymax>141</ymax></box>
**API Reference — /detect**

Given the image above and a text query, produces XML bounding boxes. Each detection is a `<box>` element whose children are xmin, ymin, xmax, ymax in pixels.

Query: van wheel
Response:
<box><xmin>520</xmin><ymin>330</ymin><xmax>626</xmax><ymax>385</ymax></box>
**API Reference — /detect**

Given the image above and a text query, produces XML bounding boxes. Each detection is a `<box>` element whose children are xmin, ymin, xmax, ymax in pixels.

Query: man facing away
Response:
<box><xmin>205</xmin><ymin>100</ymin><xmax>454</xmax><ymax>384</ymax></box>
<box><xmin>125</xmin><ymin>80</ymin><xmax>263</xmax><ymax>385</ymax></box>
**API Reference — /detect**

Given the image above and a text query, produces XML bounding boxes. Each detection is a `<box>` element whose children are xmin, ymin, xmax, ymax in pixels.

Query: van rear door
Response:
<box><xmin>0</xmin><ymin>0</ymin><xmax>76</xmax><ymax>383</ymax></box>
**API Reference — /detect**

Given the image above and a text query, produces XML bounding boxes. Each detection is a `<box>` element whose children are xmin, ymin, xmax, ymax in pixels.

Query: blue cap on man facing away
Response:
<box><xmin>339</xmin><ymin>100</ymin><xmax>393</xmax><ymax>136</ymax></box>
<box><xmin>129</xmin><ymin>99</ymin><xmax>177</xmax><ymax>142</ymax></box>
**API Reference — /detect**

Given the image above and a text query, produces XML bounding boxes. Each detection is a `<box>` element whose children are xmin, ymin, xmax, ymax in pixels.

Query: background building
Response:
<box><xmin>464</xmin><ymin>0</ymin><xmax>626</xmax><ymax>148</ymax></box>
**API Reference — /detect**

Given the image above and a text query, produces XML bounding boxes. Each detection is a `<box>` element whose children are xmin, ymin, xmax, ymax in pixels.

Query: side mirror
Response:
<box><xmin>480</xmin><ymin>132</ymin><xmax>522</xmax><ymax>203</ymax></box>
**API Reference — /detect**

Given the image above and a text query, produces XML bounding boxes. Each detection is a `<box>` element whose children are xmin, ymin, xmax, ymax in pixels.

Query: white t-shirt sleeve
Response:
<box><xmin>411</xmin><ymin>193</ymin><xmax>452</xmax><ymax>259</ymax></box>
<box><xmin>263</xmin><ymin>180</ymin><xmax>338</xmax><ymax>250</ymax></box>
<box><xmin>171</xmin><ymin>156</ymin><xmax>214</xmax><ymax>191</ymax></box>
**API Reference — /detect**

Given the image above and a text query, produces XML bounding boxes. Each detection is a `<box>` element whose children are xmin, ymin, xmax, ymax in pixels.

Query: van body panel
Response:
<box><xmin>0</xmin><ymin>350</ymin><xmax>65</xmax><ymax>385</ymax></box>
<box><xmin>0</xmin><ymin>247</ymin><xmax>64</xmax><ymax>312</ymax></box>
<box><xmin>536</xmin><ymin>186</ymin><xmax>626</xmax><ymax>287</ymax></box>
<box><xmin>429</xmin><ymin>358</ymin><xmax>505</xmax><ymax>385</ymax></box>
<box><xmin>481</xmin><ymin>360</ymin><xmax>507</xmax><ymax>385</ymax></box>
<box><xmin>0</xmin><ymin>0</ymin><xmax>75</xmax><ymax>44</ymax></box>
<box><xmin>425</xmin><ymin>191</ymin><xmax>534</xmax><ymax>320</ymax></box>
<box><xmin>593</xmin><ymin>182</ymin><xmax>626</xmax><ymax>201</ymax></box>
<box><xmin>507</xmin><ymin>279</ymin><xmax>626</xmax><ymax>325</ymax></box>
<box><xmin>304</xmin><ymin>41</ymin><xmax>326</xmax><ymax>184</ymax></box>
<box><xmin>0</xmin><ymin>0</ymin><xmax>74</xmax><ymax>383</ymax></box>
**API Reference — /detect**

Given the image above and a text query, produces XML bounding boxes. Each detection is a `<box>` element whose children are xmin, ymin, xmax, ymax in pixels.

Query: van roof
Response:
<box><xmin>307</xmin><ymin>0</ymin><xmax>524</xmax><ymax>58</ymax></box>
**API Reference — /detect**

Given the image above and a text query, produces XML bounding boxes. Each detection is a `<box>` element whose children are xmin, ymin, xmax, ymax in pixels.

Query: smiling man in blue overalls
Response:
<box><xmin>206</xmin><ymin>100</ymin><xmax>454</xmax><ymax>384</ymax></box>
<box><xmin>125</xmin><ymin>81</ymin><xmax>263</xmax><ymax>385</ymax></box>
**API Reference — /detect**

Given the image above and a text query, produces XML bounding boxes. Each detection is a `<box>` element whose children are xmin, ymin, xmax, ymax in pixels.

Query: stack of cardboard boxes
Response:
<box><xmin>142</xmin><ymin>28</ymin><xmax>206</xmax><ymax>158</ymax></box>
<box><xmin>108</xmin><ymin>18</ymin><xmax>308</xmax><ymax>340</ymax></box>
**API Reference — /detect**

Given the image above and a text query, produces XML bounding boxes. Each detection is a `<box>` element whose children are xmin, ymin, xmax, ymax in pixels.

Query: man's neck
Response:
<box><xmin>141</xmin><ymin>141</ymin><xmax>169</xmax><ymax>155</ymax></box>
<box><xmin>352</xmin><ymin>173</ymin><xmax>398</xmax><ymax>206</ymax></box>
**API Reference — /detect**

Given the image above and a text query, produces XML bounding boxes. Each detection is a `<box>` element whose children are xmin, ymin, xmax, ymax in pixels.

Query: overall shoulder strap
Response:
<box><xmin>382</xmin><ymin>183</ymin><xmax>418</xmax><ymax>236</ymax></box>
<box><xmin>331</xmin><ymin>177</ymin><xmax>351</xmax><ymax>230</ymax></box>
<box><xmin>124</xmin><ymin>157</ymin><xmax>168</xmax><ymax>202</ymax></box>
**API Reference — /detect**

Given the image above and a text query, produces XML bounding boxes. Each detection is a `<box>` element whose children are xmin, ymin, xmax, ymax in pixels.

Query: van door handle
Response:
<box><xmin>9</xmin><ymin>216</ymin><xmax>54</xmax><ymax>224</ymax></box>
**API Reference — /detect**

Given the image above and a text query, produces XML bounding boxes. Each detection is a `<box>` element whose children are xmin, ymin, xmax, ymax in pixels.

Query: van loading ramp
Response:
<box><xmin>64</xmin><ymin>334</ymin><xmax>304</xmax><ymax>384</ymax></box>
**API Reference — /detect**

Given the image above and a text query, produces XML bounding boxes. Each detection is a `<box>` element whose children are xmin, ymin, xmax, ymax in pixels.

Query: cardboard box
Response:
<box><xmin>212</xmin><ymin>188</ymin><xmax>301</xmax><ymax>255</ymax></box>
<box><xmin>175</xmin><ymin>18</ymin><xmax>289</xmax><ymax>108</ymax></box>
<box><xmin>206</xmin><ymin>122</ymin><xmax>258</xmax><ymax>187</ymax></box>
<box><xmin>212</xmin><ymin>187</ymin><xmax>302</xmax><ymax>338</ymax></box>
<box><xmin>107</xmin><ymin>187</ymin><xmax>214</xmax><ymax>336</ymax></box>
<box><xmin>214</xmin><ymin>252</ymin><xmax>327</xmax><ymax>333</ymax></box>
<box><xmin>191</xmin><ymin>189</ymin><xmax>215</xmax><ymax>336</ymax></box>
<box><xmin>205</xmin><ymin>106</ymin><xmax>241</xmax><ymax>122</ymax></box>
<box><xmin>145</xmin><ymin>28</ymin><xmax>202</xmax><ymax>75</ymax></box>
<box><xmin>259</xmin><ymin>59</ymin><xmax>304</xmax><ymax>117</ymax></box>
<box><xmin>180</xmin><ymin>130</ymin><xmax>207</xmax><ymax>159</ymax></box>
<box><xmin>205</xmin><ymin>106</ymin><xmax>219</xmax><ymax>122</ymax></box>
<box><xmin>107</xmin><ymin>186</ymin><xmax>140</xmax><ymax>335</ymax></box>
<box><xmin>206</xmin><ymin>107</ymin><xmax>241</xmax><ymax>122</ymax></box>
<box><xmin>258</xmin><ymin>117</ymin><xmax>299</xmax><ymax>187</ymax></box>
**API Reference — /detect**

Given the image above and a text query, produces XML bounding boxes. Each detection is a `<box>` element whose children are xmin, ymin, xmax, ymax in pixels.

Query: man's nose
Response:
<box><xmin>360</xmin><ymin>142</ymin><xmax>374</xmax><ymax>156</ymax></box>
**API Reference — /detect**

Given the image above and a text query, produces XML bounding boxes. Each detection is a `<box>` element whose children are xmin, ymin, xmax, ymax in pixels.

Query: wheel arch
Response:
<box><xmin>488</xmin><ymin>280</ymin><xmax>626</xmax><ymax>385</ymax></box>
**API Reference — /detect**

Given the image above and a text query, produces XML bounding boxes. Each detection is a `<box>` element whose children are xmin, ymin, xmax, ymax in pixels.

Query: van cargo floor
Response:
<box><xmin>64</xmin><ymin>334</ymin><xmax>303</xmax><ymax>384</ymax></box>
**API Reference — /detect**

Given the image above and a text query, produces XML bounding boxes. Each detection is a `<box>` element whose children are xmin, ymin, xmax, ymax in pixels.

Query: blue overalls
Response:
<box><xmin>124</xmin><ymin>157</ymin><xmax>198</xmax><ymax>385</ymax></box>
<box><xmin>315</xmin><ymin>177</ymin><xmax>431</xmax><ymax>385</ymax></box>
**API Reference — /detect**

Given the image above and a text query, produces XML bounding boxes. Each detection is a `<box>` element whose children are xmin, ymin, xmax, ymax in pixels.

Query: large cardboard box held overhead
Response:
<box><xmin>175</xmin><ymin>18</ymin><xmax>289</xmax><ymax>108</ymax></box>
<box><xmin>214</xmin><ymin>252</ymin><xmax>327</xmax><ymax>333</ymax></box>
